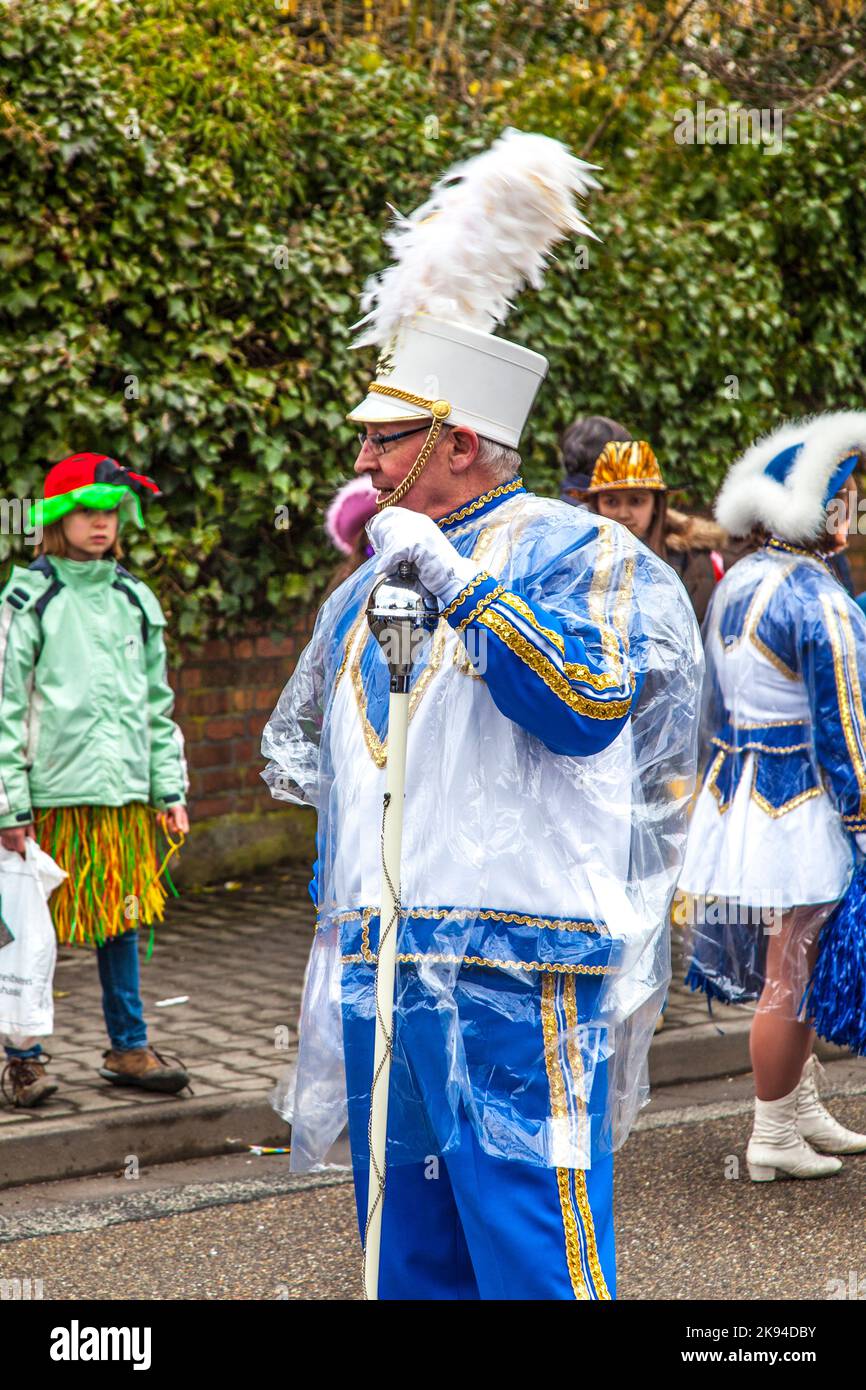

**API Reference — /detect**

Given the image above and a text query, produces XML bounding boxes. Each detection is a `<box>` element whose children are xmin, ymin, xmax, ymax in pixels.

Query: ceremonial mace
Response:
<box><xmin>363</xmin><ymin>561</ymin><xmax>439</xmax><ymax>1300</ymax></box>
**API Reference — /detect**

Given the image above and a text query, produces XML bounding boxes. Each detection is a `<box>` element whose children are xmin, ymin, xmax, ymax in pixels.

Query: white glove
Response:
<box><xmin>856</xmin><ymin>832</ymin><xmax>866</xmax><ymax>857</ymax></box>
<box><xmin>367</xmin><ymin>508</ymin><xmax>482</xmax><ymax>607</ymax></box>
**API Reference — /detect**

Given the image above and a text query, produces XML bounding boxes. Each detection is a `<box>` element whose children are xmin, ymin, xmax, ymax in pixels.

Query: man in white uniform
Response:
<box><xmin>263</xmin><ymin>130</ymin><xmax>702</xmax><ymax>1298</ymax></box>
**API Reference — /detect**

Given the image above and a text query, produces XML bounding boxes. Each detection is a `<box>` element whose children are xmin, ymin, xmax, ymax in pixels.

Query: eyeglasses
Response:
<box><xmin>356</xmin><ymin>425</ymin><xmax>433</xmax><ymax>456</ymax></box>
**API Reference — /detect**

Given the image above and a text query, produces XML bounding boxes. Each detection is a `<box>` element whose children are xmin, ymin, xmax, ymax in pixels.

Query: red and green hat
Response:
<box><xmin>39</xmin><ymin>453</ymin><xmax>161</xmax><ymax>528</ymax></box>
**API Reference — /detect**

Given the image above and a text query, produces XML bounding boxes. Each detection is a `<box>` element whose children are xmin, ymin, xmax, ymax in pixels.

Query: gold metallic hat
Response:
<box><xmin>585</xmin><ymin>440</ymin><xmax>666</xmax><ymax>494</ymax></box>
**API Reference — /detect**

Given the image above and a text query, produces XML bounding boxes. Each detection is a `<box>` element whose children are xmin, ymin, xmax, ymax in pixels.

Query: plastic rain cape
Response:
<box><xmin>262</xmin><ymin>488</ymin><xmax>702</xmax><ymax>1172</ymax></box>
<box><xmin>679</xmin><ymin>541</ymin><xmax>865</xmax><ymax>1015</ymax></box>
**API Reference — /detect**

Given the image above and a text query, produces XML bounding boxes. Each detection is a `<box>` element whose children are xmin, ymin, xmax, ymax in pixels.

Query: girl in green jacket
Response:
<box><xmin>0</xmin><ymin>454</ymin><xmax>190</xmax><ymax>1106</ymax></box>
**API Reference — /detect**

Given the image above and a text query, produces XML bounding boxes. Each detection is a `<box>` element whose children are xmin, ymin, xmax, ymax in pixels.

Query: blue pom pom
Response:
<box><xmin>685</xmin><ymin>962</ymin><xmax>735</xmax><ymax>1005</ymax></box>
<box><xmin>683</xmin><ymin>911</ymin><xmax>765</xmax><ymax>1005</ymax></box>
<box><xmin>804</xmin><ymin>860</ymin><xmax>866</xmax><ymax>1055</ymax></box>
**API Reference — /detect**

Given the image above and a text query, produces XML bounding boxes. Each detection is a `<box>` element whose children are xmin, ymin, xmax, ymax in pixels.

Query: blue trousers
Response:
<box><xmin>342</xmin><ymin>961</ymin><xmax>616</xmax><ymax>1300</ymax></box>
<box><xmin>349</xmin><ymin>1110</ymin><xmax>615</xmax><ymax>1300</ymax></box>
<box><xmin>4</xmin><ymin>929</ymin><xmax>148</xmax><ymax>1060</ymax></box>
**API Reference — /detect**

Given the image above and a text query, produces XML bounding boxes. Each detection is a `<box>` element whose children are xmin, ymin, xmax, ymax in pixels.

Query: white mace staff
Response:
<box><xmin>363</xmin><ymin>560</ymin><xmax>439</xmax><ymax>1300</ymax></box>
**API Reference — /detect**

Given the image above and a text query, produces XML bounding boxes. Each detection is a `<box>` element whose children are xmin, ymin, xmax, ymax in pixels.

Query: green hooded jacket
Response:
<box><xmin>0</xmin><ymin>556</ymin><xmax>188</xmax><ymax>830</ymax></box>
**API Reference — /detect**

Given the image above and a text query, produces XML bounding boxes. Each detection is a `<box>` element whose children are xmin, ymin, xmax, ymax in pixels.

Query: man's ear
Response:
<box><xmin>448</xmin><ymin>427</ymin><xmax>480</xmax><ymax>475</ymax></box>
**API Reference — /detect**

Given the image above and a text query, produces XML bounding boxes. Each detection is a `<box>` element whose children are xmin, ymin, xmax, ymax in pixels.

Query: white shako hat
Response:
<box><xmin>715</xmin><ymin>411</ymin><xmax>866</xmax><ymax>543</ymax></box>
<box><xmin>348</xmin><ymin>314</ymin><xmax>547</xmax><ymax>450</ymax></box>
<box><xmin>347</xmin><ymin>128</ymin><xmax>599</xmax><ymax>504</ymax></box>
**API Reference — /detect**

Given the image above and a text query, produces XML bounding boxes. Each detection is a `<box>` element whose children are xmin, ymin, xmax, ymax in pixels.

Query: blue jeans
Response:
<box><xmin>4</xmin><ymin>930</ymin><xmax>148</xmax><ymax>1060</ymax></box>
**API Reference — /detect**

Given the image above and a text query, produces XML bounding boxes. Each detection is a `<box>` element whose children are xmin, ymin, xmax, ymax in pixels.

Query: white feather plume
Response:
<box><xmin>352</xmin><ymin>127</ymin><xmax>600</xmax><ymax>348</ymax></box>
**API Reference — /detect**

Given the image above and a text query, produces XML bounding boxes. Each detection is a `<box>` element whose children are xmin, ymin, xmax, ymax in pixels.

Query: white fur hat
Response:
<box><xmin>715</xmin><ymin>411</ymin><xmax>866</xmax><ymax>543</ymax></box>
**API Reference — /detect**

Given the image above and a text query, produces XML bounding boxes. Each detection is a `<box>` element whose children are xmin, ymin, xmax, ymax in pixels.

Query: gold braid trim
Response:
<box><xmin>710</xmin><ymin>736</ymin><xmax>812</xmax><ymax>755</ymax></box>
<box><xmin>727</xmin><ymin>717</ymin><xmax>810</xmax><ymax>729</ymax></box>
<box><xmin>324</xmin><ymin>905</ymin><xmax>601</xmax><ymax>932</ymax></box>
<box><xmin>706</xmin><ymin>745</ymin><xmax>824</xmax><ymax>819</ymax></box>
<box><xmin>750</xmin><ymin>633</ymin><xmax>798</xmax><ymax>681</ymax></box>
<box><xmin>612</xmin><ymin>555</ymin><xmax>635</xmax><ymax>660</ymax></box>
<box><xmin>750</xmin><ymin>785</ymin><xmax>824</xmax><ymax>818</ymax></box>
<box><xmin>367</xmin><ymin>382</ymin><xmax>450</xmax><ymax>416</ymax></box>
<box><xmin>711</xmin><ymin>558</ymin><xmax>799</xmax><ymax>678</ymax></box>
<box><xmin>367</xmin><ymin>385</ymin><xmax>452</xmax><ymax>512</ymax></box>
<box><xmin>563</xmin><ymin>976</ymin><xmax>612</xmax><ymax>1300</ymax></box>
<box><xmin>478</xmin><ymin>607</ymin><xmax>633</xmax><ymax>720</ymax></box>
<box><xmin>822</xmin><ymin>591</ymin><xmax>866</xmax><ymax>817</ymax></box>
<box><xmin>839</xmin><ymin>600</ymin><xmax>866</xmax><ymax>817</ymax></box>
<box><xmin>350</xmin><ymin>619</ymin><xmax>448</xmax><ymax>767</ymax></box>
<box><xmin>340</xmin><ymin>908</ymin><xmax>609</xmax><ymax>970</ymax></box>
<box><xmin>765</xmin><ymin>537</ymin><xmax>833</xmax><ymax>571</ymax></box>
<box><xmin>541</xmin><ymin>974</ymin><xmax>590</xmax><ymax>1300</ymax></box>
<box><xmin>436</xmin><ymin>478</ymin><xmax>524</xmax><ymax>529</ymax></box>
<box><xmin>439</xmin><ymin>571</ymin><xmax>492</xmax><ymax>621</ymax></box>
<box><xmin>342</xmin><ymin>950</ymin><xmax>611</xmax><ymax>974</ymax></box>
<box><xmin>498</xmin><ymin>591</ymin><xmax>624</xmax><ymax>692</ymax></box>
<box><xmin>587</xmin><ymin>525</ymin><xmax>617</xmax><ymax>676</ymax></box>
<box><xmin>585</xmin><ymin>523</ymin><xmax>635</xmax><ymax>684</ymax></box>
<box><xmin>706</xmin><ymin>748</ymin><xmax>730</xmax><ymax>812</ymax></box>
<box><xmin>499</xmin><ymin>591</ymin><xmax>565</xmax><ymax>654</ymax></box>
<box><xmin>720</xmin><ymin>563</ymin><xmax>796</xmax><ymax>666</ymax></box>
<box><xmin>457</xmin><ymin>583</ymin><xmax>506</xmax><ymax>633</ymax></box>
<box><xmin>334</xmin><ymin>608</ymin><xmax>367</xmax><ymax>689</ymax></box>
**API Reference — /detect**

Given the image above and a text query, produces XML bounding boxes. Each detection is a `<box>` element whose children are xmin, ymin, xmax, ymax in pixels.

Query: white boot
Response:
<box><xmin>746</xmin><ymin>1086</ymin><xmax>843</xmax><ymax>1181</ymax></box>
<box><xmin>796</xmin><ymin>1055</ymin><xmax>866</xmax><ymax>1155</ymax></box>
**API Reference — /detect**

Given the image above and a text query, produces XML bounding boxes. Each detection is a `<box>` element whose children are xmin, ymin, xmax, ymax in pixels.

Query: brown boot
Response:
<box><xmin>1</xmin><ymin>1054</ymin><xmax>59</xmax><ymax>1108</ymax></box>
<box><xmin>99</xmin><ymin>1046</ymin><xmax>190</xmax><ymax>1095</ymax></box>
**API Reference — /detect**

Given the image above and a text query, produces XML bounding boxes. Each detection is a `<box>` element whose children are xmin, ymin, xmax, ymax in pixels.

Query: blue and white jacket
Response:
<box><xmin>698</xmin><ymin>539</ymin><xmax>866</xmax><ymax>834</ymax></box>
<box><xmin>262</xmin><ymin>479</ymin><xmax>701</xmax><ymax>1170</ymax></box>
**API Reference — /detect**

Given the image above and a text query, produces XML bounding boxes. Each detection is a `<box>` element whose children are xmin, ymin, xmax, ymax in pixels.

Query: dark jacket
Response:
<box><xmin>662</xmin><ymin>509</ymin><xmax>728</xmax><ymax>626</ymax></box>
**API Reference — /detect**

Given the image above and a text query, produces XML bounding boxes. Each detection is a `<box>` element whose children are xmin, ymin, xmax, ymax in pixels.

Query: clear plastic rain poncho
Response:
<box><xmin>263</xmin><ymin>485</ymin><xmax>702</xmax><ymax>1172</ymax></box>
<box><xmin>679</xmin><ymin>539</ymin><xmax>866</xmax><ymax>1017</ymax></box>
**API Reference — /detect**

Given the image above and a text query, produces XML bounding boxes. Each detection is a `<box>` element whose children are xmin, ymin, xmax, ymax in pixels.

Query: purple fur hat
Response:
<box><xmin>325</xmin><ymin>475</ymin><xmax>378</xmax><ymax>555</ymax></box>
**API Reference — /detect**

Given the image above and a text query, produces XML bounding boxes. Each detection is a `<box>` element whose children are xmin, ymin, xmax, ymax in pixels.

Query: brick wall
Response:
<box><xmin>171</xmin><ymin>614</ymin><xmax>314</xmax><ymax>821</ymax></box>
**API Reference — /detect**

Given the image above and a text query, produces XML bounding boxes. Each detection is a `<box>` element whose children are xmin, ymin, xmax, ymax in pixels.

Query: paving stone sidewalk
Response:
<box><xmin>0</xmin><ymin>864</ymin><xmax>314</xmax><ymax>1132</ymax></box>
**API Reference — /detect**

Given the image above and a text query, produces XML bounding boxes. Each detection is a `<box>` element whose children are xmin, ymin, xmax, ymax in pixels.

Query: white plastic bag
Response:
<box><xmin>0</xmin><ymin>840</ymin><xmax>66</xmax><ymax>1037</ymax></box>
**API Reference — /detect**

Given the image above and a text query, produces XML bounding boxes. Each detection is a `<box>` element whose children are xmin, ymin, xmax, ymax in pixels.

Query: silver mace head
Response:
<box><xmin>366</xmin><ymin>561</ymin><xmax>440</xmax><ymax>694</ymax></box>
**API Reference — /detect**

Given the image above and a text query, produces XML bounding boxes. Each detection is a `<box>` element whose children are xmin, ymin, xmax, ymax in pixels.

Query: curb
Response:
<box><xmin>0</xmin><ymin>1170</ymin><xmax>353</xmax><ymax>1246</ymax></box>
<box><xmin>0</xmin><ymin>1029</ymin><xmax>853</xmax><ymax>1192</ymax></box>
<box><xmin>0</xmin><ymin>1094</ymin><xmax>289</xmax><ymax>1191</ymax></box>
<box><xmin>649</xmin><ymin>1016</ymin><xmax>848</xmax><ymax>1087</ymax></box>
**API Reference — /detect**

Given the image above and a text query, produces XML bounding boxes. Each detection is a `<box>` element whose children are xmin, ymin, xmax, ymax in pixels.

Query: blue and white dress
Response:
<box><xmin>679</xmin><ymin>539</ymin><xmax>866</xmax><ymax>1002</ymax></box>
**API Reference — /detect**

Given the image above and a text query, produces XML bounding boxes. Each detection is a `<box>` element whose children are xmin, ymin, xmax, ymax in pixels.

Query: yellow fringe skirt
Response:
<box><xmin>34</xmin><ymin>804</ymin><xmax>181</xmax><ymax>948</ymax></box>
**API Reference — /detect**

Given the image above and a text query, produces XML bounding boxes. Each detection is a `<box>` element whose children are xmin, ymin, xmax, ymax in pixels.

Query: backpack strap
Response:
<box><xmin>112</xmin><ymin>564</ymin><xmax>150</xmax><ymax>643</ymax></box>
<box><xmin>25</xmin><ymin>555</ymin><xmax>65</xmax><ymax>619</ymax></box>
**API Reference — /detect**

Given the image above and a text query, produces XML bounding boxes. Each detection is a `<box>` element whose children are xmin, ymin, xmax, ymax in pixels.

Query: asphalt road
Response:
<box><xmin>2</xmin><ymin>1078</ymin><xmax>865</xmax><ymax>1302</ymax></box>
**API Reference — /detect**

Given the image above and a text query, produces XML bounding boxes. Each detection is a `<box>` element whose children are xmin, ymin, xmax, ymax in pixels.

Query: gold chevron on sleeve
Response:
<box><xmin>478</xmin><ymin>607</ymin><xmax>633</xmax><ymax>720</ymax></box>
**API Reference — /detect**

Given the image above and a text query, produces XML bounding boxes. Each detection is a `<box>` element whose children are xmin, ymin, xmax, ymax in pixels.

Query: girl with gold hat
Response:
<box><xmin>581</xmin><ymin>439</ymin><xmax>728</xmax><ymax>624</ymax></box>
